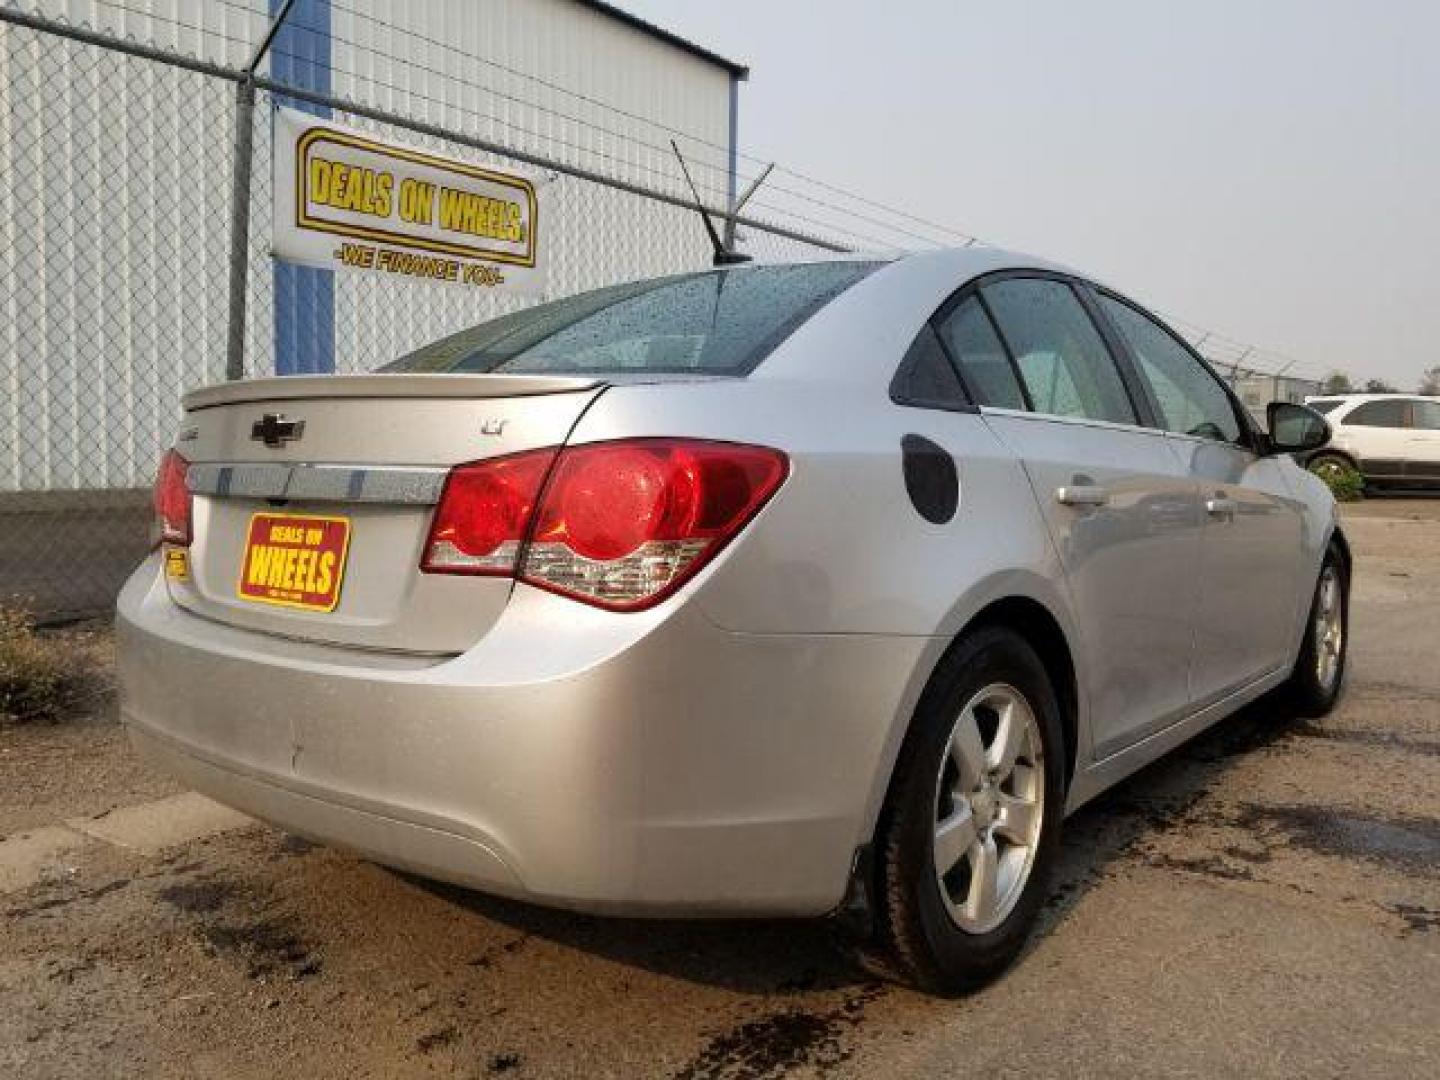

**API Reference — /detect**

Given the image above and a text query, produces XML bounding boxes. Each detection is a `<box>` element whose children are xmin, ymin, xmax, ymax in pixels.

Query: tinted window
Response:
<box><xmin>1098</xmin><ymin>294</ymin><xmax>1241</xmax><ymax>443</ymax></box>
<box><xmin>383</xmin><ymin>262</ymin><xmax>881</xmax><ymax>376</ymax></box>
<box><xmin>982</xmin><ymin>279</ymin><xmax>1136</xmax><ymax>424</ymax></box>
<box><xmin>1307</xmin><ymin>399</ymin><xmax>1345</xmax><ymax>415</ymax></box>
<box><xmin>1414</xmin><ymin>401</ymin><xmax>1440</xmax><ymax>430</ymax></box>
<box><xmin>1346</xmin><ymin>400</ymin><xmax>1407</xmax><ymax>428</ymax></box>
<box><xmin>890</xmin><ymin>324</ymin><xmax>969</xmax><ymax>410</ymax></box>
<box><xmin>935</xmin><ymin>296</ymin><xmax>1026</xmax><ymax>410</ymax></box>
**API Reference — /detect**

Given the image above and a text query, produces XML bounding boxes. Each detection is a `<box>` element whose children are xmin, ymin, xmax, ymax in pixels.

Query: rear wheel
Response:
<box><xmin>1283</xmin><ymin>546</ymin><xmax>1349</xmax><ymax>716</ymax></box>
<box><xmin>866</xmin><ymin>627</ymin><xmax>1065</xmax><ymax>993</ymax></box>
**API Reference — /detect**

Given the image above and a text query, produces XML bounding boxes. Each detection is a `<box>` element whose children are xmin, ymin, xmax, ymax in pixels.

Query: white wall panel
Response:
<box><xmin>2</xmin><ymin>0</ymin><xmax>265</xmax><ymax>491</ymax></box>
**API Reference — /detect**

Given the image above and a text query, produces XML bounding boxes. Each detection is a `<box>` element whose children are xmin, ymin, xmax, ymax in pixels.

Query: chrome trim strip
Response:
<box><xmin>187</xmin><ymin>463</ymin><xmax>448</xmax><ymax>505</ymax></box>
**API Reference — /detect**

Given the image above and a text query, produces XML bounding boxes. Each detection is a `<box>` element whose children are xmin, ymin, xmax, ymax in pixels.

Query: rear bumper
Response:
<box><xmin>117</xmin><ymin>554</ymin><xmax>929</xmax><ymax>916</ymax></box>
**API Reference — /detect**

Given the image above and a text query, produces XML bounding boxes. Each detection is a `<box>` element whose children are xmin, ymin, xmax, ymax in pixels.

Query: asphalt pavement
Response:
<box><xmin>2</xmin><ymin>498</ymin><xmax>1437</xmax><ymax>1079</ymax></box>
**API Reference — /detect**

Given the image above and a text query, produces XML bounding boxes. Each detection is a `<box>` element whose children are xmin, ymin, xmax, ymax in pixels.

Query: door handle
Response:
<box><xmin>1056</xmin><ymin>485</ymin><xmax>1110</xmax><ymax>508</ymax></box>
<box><xmin>1205</xmin><ymin>496</ymin><xmax>1238</xmax><ymax>518</ymax></box>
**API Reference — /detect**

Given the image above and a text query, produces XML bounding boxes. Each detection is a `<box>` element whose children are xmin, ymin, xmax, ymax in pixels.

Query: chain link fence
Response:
<box><xmin>0</xmin><ymin>6</ymin><xmax>842</xmax><ymax>618</ymax></box>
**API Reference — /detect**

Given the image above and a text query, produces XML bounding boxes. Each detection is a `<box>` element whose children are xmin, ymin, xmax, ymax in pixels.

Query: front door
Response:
<box><xmin>1167</xmin><ymin>441</ymin><xmax>1305</xmax><ymax>701</ymax></box>
<box><xmin>1091</xmin><ymin>291</ymin><xmax>1305</xmax><ymax>707</ymax></box>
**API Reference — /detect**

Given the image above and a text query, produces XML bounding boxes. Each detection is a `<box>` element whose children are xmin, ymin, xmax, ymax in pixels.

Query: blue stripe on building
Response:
<box><xmin>270</xmin><ymin>0</ymin><xmax>335</xmax><ymax>375</ymax></box>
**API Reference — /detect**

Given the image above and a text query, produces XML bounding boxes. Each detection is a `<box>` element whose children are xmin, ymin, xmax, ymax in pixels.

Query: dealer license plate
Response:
<box><xmin>236</xmin><ymin>512</ymin><xmax>351</xmax><ymax>612</ymax></box>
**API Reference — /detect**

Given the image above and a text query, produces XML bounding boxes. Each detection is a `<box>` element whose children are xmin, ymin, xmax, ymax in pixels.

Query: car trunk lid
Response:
<box><xmin>166</xmin><ymin>373</ymin><xmax>604</xmax><ymax>653</ymax></box>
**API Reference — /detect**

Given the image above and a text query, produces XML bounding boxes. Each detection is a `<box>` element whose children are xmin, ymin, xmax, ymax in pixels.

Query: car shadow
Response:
<box><xmin>402</xmin><ymin>693</ymin><xmax>1312</xmax><ymax>995</ymax></box>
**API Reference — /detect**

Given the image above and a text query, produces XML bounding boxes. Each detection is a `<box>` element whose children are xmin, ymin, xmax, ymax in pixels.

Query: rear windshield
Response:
<box><xmin>381</xmin><ymin>261</ymin><xmax>882</xmax><ymax>376</ymax></box>
<box><xmin>1307</xmin><ymin>399</ymin><xmax>1344</xmax><ymax>414</ymax></box>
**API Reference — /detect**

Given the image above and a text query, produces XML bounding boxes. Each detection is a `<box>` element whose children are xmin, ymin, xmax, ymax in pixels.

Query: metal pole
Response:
<box><xmin>224</xmin><ymin>0</ymin><xmax>299</xmax><ymax>381</ymax></box>
<box><xmin>723</xmin><ymin>74</ymin><xmax>740</xmax><ymax>253</ymax></box>
<box><xmin>224</xmin><ymin>77</ymin><xmax>256</xmax><ymax>381</ymax></box>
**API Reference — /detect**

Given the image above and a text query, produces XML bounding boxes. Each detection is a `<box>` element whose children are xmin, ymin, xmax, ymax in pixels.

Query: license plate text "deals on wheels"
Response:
<box><xmin>237</xmin><ymin>513</ymin><xmax>351</xmax><ymax>612</ymax></box>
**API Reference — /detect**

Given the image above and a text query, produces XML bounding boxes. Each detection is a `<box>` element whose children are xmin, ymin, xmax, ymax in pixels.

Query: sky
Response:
<box><xmin>617</xmin><ymin>0</ymin><xmax>1439</xmax><ymax>388</ymax></box>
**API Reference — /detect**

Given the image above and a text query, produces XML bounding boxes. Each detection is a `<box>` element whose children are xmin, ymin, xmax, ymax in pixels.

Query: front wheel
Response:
<box><xmin>865</xmin><ymin>627</ymin><xmax>1065</xmax><ymax>994</ymax></box>
<box><xmin>1282</xmin><ymin>546</ymin><xmax>1349</xmax><ymax>716</ymax></box>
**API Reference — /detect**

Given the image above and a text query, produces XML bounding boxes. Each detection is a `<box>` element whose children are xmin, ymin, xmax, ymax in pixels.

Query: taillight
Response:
<box><xmin>523</xmin><ymin>439</ymin><xmax>787</xmax><ymax>610</ymax></box>
<box><xmin>420</xmin><ymin>439</ymin><xmax>788</xmax><ymax>611</ymax></box>
<box><xmin>153</xmin><ymin>448</ymin><xmax>192</xmax><ymax>546</ymax></box>
<box><xmin>421</xmin><ymin>449</ymin><xmax>557</xmax><ymax>574</ymax></box>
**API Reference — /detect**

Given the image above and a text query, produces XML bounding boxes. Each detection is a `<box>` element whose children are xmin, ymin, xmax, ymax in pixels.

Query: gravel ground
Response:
<box><xmin>2</xmin><ymin>498</ymin><xmax>1437</xmax><ymax>1079</ymax></box>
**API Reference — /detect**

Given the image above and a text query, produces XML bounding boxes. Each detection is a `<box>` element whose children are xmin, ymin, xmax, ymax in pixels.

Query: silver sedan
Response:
<box><xmin>118</xmin><ymin>248</ymin><xmax>1348</xmax><ymax>993</ymax></box>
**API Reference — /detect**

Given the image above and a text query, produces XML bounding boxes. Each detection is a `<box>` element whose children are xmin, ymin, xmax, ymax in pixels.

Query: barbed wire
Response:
<box><xmin>306</xmin><ymin>0</ymin><xmax>980</xmax><ymax>246</ymax></box>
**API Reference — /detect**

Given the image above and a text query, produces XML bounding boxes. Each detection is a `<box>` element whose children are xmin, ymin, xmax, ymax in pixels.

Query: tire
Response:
<box><xmin>866</xmin><ymin>626</ymin><xmax>1066</xmax><ymax>994</ymax></box>
<box><xmin>1282</xmin><ymin>545</ymin><xmax>1349</xmax><ymax>717</ymax></box>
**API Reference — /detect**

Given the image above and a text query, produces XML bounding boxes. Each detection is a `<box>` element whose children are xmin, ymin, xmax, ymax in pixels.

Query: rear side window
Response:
<box><xmin>1346</xmin><ymin>400</ymin><xmax>1407</xmax><ymax>428</ymax></box>
<box><xmin>935</xmin><ymin>296</ymin><xmax>1026</xmax><ymax>410</ymax></box>
<box><xmin>890</xmin><ymin>324</ymin><xmax>970</xmax><ymax>411</ymax></box>
<box><xmin>1307</xmin><ymin>399</ymin><xmax>1344</xmax><ymax>415</ymax></box>
<box><xmin>383</xmin><ymin>262</ymin><xmax>882</xmax><ymax>376</ymax></box>
<box><xmin>1414</xmin><ymin>401</ymin><xmax>1440</xmax><ymax>430</ymax></box>
<box><xmin>981</xmin><ymin>279</ymin><xmax>1136</xmax><ymax>425</ymax></box>
<box><xmin>1097</xmin><ymin>294</ymin><xmax>1242</xmax><ymax>444</ymax></box>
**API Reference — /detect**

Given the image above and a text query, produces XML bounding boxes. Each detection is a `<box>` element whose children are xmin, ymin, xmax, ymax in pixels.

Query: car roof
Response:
<box><xmin>751</xmin><ymin>247</ymin><xmax>1111</xmax><ymax>384</ymax></box>
<box><xmin>750</xmin><ymin>246</ymin><xmax>1078</xmax><ymax>277</ymax></box>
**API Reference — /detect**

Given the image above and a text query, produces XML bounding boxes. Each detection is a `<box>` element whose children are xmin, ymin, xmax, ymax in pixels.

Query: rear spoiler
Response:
<box><xmin>183</xmin><ymin>373</ymin><xmax>603</xmax><ymax>412</ymax></box>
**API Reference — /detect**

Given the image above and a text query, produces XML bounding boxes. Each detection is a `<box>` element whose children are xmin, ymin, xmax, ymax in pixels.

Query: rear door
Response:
<box><xmin>1405</xmin><ymin>400</ymin><xmax>1440</xmax><ymax>480</ymax></box>
<box><xmin>1090</xmin><ymin>290</ymin><xmax>1304</xmax><ymax>706</ymax></box>
<box><xmin>938</xmin><ymin>275</ymin><xmax>1205</xmax><ymax>759</ymax></box>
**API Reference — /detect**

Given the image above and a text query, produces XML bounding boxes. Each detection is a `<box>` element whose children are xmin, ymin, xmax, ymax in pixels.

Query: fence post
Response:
<box><xmin>224</xmin><ymin>0</ymin><xmax>299</xmax><ymax>381</ymax></box>
<box><xmin>224</xmin><ymin>77</ymin><xmax>256</xmax><ymax>382</ymax></box>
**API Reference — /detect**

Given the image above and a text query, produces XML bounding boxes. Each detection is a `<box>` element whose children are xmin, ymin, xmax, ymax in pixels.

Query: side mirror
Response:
<box><xmin>1266</xmin><ymin>401</ymin><xmax>1331</xmax><ymax>455</ymax></box>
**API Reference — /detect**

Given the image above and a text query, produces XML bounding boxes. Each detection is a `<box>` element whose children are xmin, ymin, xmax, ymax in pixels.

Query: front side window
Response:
<box><xmin>1097</xmin><ymin>294</ymin><xmax>1242</xmax><ymax>444</ymax></box>
<box><xmin>981</xmin><ymin>279</ymin><xmax>1136</xmax><ymax>424</ymax></box>
<box><xmin>1345</xmin><ymin>400</ymin><xmax>1407</xmax><ymax>428</ymax></box>
<box><xmin>383</xmin><ymin>262</ymin><xmax>881</xmax><ymax>376</ymax></box>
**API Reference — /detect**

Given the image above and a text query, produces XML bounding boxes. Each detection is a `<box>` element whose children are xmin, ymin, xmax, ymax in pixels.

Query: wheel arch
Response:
<box><xmin>1308</xmin><ymin>447</ymin><xmax>1360</xmax><ymax>472</ymax></box>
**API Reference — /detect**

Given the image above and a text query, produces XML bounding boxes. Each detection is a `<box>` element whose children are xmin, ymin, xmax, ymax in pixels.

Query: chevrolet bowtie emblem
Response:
<box><xmin>251</xmin><ymin>413</ymin><xmax>306</xmax><ymax>448</ymax></box>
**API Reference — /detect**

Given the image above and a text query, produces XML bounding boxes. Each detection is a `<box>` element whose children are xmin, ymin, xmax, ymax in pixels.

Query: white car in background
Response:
<box><xmin>1304</xmin><ymin>394</ymin><xmax>1440</xmax><ymax>487</ymax></box>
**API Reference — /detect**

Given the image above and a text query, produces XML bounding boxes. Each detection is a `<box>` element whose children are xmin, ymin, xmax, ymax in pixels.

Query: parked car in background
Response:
<box><xmin>119</xmin><ymin>249</ymin><xmax>1348</xmax><ymax>994</ymax></box>
<box><xmin>1303</xmin><ymin>394</ymin><xmax>1440</xmax><ymax>487</ymax></box>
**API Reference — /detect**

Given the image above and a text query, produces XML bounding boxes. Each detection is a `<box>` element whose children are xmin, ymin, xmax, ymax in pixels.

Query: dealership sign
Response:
<box><xmin>273</xmin><ymin>107</ymin><xmax>544</xmax><ymax>293</ymax></box>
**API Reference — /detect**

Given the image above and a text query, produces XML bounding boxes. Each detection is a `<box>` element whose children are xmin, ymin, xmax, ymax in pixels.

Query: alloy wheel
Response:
<box><xmin>932</xmin><ymin>683</ymin><xmax>1045</xmax><ymax>934</ymax></box>
<box><xmin>1314</xmin><ymin>565</ymin><xmax>1344</xmax><ymax>691</ymax></box>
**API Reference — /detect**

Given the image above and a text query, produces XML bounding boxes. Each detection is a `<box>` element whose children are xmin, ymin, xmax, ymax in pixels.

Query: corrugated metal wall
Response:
<box><xmin>2</xmin><ymin>0</ymin><xmax>735</xmax><ymax>490</ymax></box>
<box><xmin>1</xmin><ymin>1</ymin><xmax>260</xmax><ymax>491</ymax></box>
